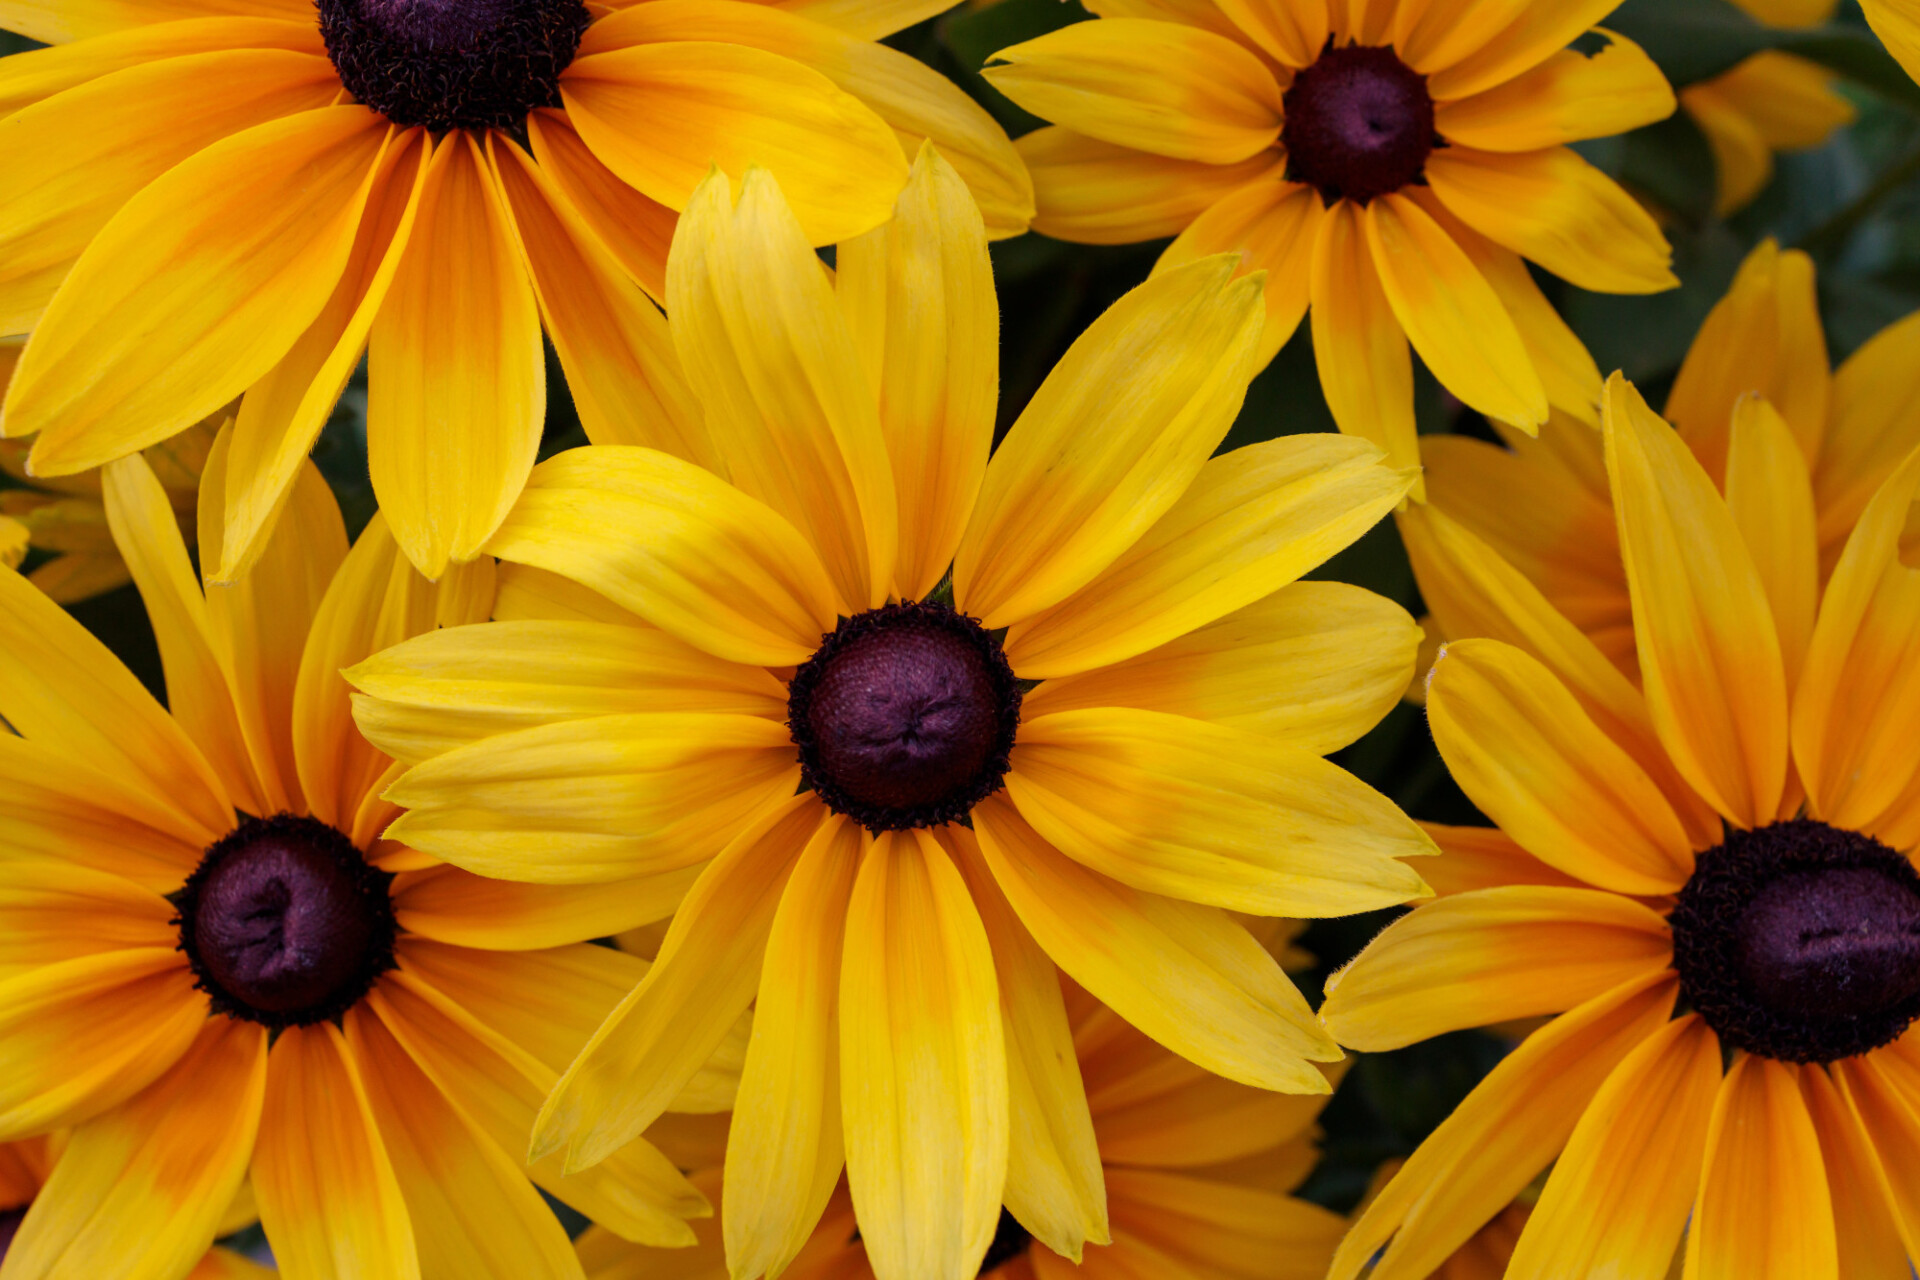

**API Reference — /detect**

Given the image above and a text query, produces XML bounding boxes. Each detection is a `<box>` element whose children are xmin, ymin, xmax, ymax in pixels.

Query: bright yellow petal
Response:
<box><xmin>1423</xmin><ymin>146</ymin><xmax>1675</xmax><ymax>296</ymax></box>
<box><xmin>1799</xmin><ymin>1062</ymin><xmax>1913</xmax><ymax>1280</ymax></box>
<box><xmin>491</xmin><ymin>561</ymin><xmax>645</xmax><ymax>627</ymax></box>
<box><xmin>8</xmin><ymin>106</ymin><xmax>389</xmax><ymax>471</ymax></box>
<box><xmin>253</xmin><ymin>1023</ymin><xmax>419</xmax><ymax>1280</ymax></box>
<box><xmin>1320</xmin><ymin>886</ymin><xmax>1673</xmax><ymax>1051</ymax></box>
<box><xmin>838</xmin><ymin>143</ymin><xmax>995</xmax><ymax>601</ymax></box>
<box><xmin>984</xmin><ymin>18</ymin><xmax>1283</xmax><ymax>164</ymax></box>
<box><xmin>1423</xmin><ymin>638</ymin><xmax>1695</xmax><ymax>894</ymax></box>
<box><xmin>0</xmin><ymin>0</ymin><xmax>309</xmax><ymax>44</ymax></box>
<box><xmin>1309</xmin><ymin>200</ymin><xmax>1419</xmax><ymax>489</ymax></box>
<box><xmin>1424</xmin><ymin>0</ymin><xmax>1625</xmax><ymax>100</ymax></box>
<box><xmin>955</xmin><ymin>255</ymin><xmax>1264</xmax><ymax>627</ymax></box>
<box><xmin>1687</xmin><ymin>1057</ymin><xmax>1838</xmax><ymax>1280</ymax></box>
<box><xmin>1822</xmin><ymin>309</ymin><xmax>1920</xmax><ymax>563</ymax></box>
<box><xmin>1212</xmin><ymin>0</ymin><xmax>1327</xmax><ymax>64</ymax></box>
<box><xmin>1865</xmin><ymin>0</ymin><xmax>1920</xmax><ymax>98</ymax></box>
<box><xmin>1684</xmin><ymin>82</ymin><xmax>1776</xmax><ymax>217</ymax></box>
<box><xmin>1006</xmin><ymin>434</ymin><xmax>1413</xmax><ymax>677</ymax></box>
<box><xmin>1435</xmin><ymin>31</ymin><xmax>1674</xmax><ymax>151</ymax></box>
<box><xmin>0</xmin><ymin>16</ymin><xmax>321</xmax><ymax>119</ymax></box>
<box><xmin>1725</xmin><ymin>394</ymin><xmax>1820</xmax><ymax>690</ymax></box>
<box><xmin>1103</xmin><ymin>1167</ymin><xmax>1345</xmax><ymax>1280</ymax></box>
<box><xmin>1415</xmin><ymin>821</ymin><xmax>1586</xmax><ymax>897</ymax></box>
<box><xmin>0</xmin><ymin>860</ymin><xmax>175</xmax><ymax>977</ymax></box>
<box><xmin>1503</xmin><ymin>1014</ymin><xmax>1716</xmax><ymax>1280</ymax></box>
<box><xmin>839</xmin><ymin>828</ymin><xmax>1008</xmax><ymax>1280</ymax></box>
<box><xmin>1008</xmin><ymin>707</ymin><xmax>1434</xmax><ymax>916</ymax></box>
<box><xmin>486</xmin><ymin>445</ymin><xmax>841</xmax><ymax>667</ymax></box>
<box><xmin>723</xmin><ymin>814</ymin><xmax>862</xmax><ymax>1280</ymax></box>
<box><xmin>1020</xmin><ymin>580</ymin><xmax>1420</xmax><ymax>756</ymax></box>
<box><xmin>367</xmin><ymin>131</ymin><xmax>545</xmax><ymax>579</ymax></box>
<box><xmin>1712</xmin><ymin>51</ymin><xmax>1854</xmax><ymax>151</ymax></box>
<box><xmin>1606</xmin><ymin>373</ymin><xmax>1791</xmax><ymax>828</ymax></box>
<box><xmin>559</xmin><ymin>38</ymin><xmax>908</xmax><ymax>245</ymax></box>
<box><xmin>526</xmin><ymin>108</ymin><xmax>677</xmax><ymax>304</ymax></box>
<box><xmin>0</xmin><ymin>736</ymin><xmax>207</xmax><ymax>894</ymax></box>
<box><xmin>3</xmin><ymin>1017</ymin><xmax>265</xmax><ymax>1280</ymax></box>
<box><xmin>973</xmin><ymin>794</ymin><xmax>1339</xmax><ymax>1094</ymax></box>
<box><xmin>1018</xmin><ymin>125</ymin><xmax>1285</xmax><ymax>246</ymax></box>
<box><xmin>1329</xmin><ymin>972</ymin><xmax>1677</xmax><ymax>1280</ymax></box>
<box><xmin>392</xmin><ymin>864</ymin><xmax>700</xmax><ymax>951</ymax></box>
<box><xmin>1154</xmin><ymin>179</ymin><xmax>1322</xmax><ymax>363</ymax></box>
<box><xmin>667</xmin><ymin>166</ymin><xmax>897</xmax><ymax>612</ymax></box>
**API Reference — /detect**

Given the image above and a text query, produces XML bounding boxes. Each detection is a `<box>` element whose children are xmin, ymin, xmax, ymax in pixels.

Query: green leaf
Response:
<box><xmin>1606</xmin><ymin>0</ymin><xmax>1776</xmax><ymax>87</ymax></box>
<box><xmin>942</xmin><ymin>0</ymin><xmax>1090</xmax><ymax>72</ymax></box>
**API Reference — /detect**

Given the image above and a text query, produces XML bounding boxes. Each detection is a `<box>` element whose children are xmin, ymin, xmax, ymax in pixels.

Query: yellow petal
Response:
<box><xmin>0</xmin><ymin>0</ymin><xmax>309</xmax><ymax>44</ymax></box>
<box><xmin>1822</xmin><ymin>308</ymin><xmax>1920</xmax><ymax>563</ymax></box>
<box><xmin>1005</xmin><ymin>432</ymin><xmax>1413</xmax><ymax>678</ymax></box>
<box><xmin>0</xmin><ymin>860</ymin><xmax>175</xmax><ymax>976</ymax></box>
<box><xmin>1685</xmin><ymin>82</ymin><xmax>1777</xmax><ymax>218</ymax></box>
<box><xmin>3</xmin><ymin>1017</ymin><xmax>266</xmax><ymax>1280</ymax></box>
<box><xmin>1103</xmin><ymin>1168</ymin><xmax>1345</xmax><ymax>1278</ymax></box>
<box><xmin>1424</xmin><ymin>0</ymin><xmax>1625</xmax><ymax>100</ymax></box>
<box><xmin>1424</xmin><ymin>146</ymin><xmax>1675</xmax><ymax>296</ymax></box>
<box><xmin>1365</xmin><ymin>193</ymin><xmax>1547</xmax><ymax>431</ymax></box>
<box><xmin>1425</xmin><ymin>638</ymin><xmax>1695</xmax><ymax>895</ymax></box>
<box><xmin>253</xmin><ymin>1024</ymin><xmax>420</xmax><ymax>1280</ymax></box>
<box><xmin>1415</xmin><ymin>821</ymin><xmax>1586</xmax><ymax>897</ymax></box>
<box><xmin>0</xmin><ymin>735</ymin><xmax>206</xmax><ymax>894</ymax></box>
<box><xmin>1606</xmin><ymin>373</ymin><xmax>1791</xmax><ymax>828</ymax></box>
<box><xmin>1833</xmin><ymin>1050</ymin><xmax>1920</xmax><ymax>1266</ymax></box>
<box><xmin>1725</xmin><ymin>394</ymin><xmax>1820</xmax><ymax>689</ymax></box>
<box><xmin>1154</xmin><ymin>179</ymin><xmax>1322</xmax><ymax>364</ymax></box>
<box><xmin>667</xmin><ymin>166</ymin><xmax>897</xmax><ymax>612</ymax></box>
<box><xmin>491</xmin><ymin>562</ymin><xmax>645</xmax><ymax>627</ymax></box>
<box><xmin>381</xmin><ymin>711</ymin><xmax>796</xmax><ymax>882</ymax></box>
<box><xmin>1018</xmin><ymin>125</ymin><xmax>1285</xmax><ymax>246</ymax></box>
<box><xmin>1309</xmin><ymin>200</ymin><xmax>1419</xmax><ymax>490</ymax></box>
<box><xmin>838</xmin><ymin>143</ymin><xmax>996</xmax><ymax>601</ymax></box>
<box><xmin>1504</xmin><ymin>1014</ymin><xmax>1718</xmax><ymax>1280</ymax></box>
<box><xmin>0</xmin><ymin>48</ymin><xmax>339</xmax><ymax>336</ymax></box>
<box><xmin>1435</xmin><ymin>31</ymin><xmax>1674</xmax><ymax>151</ymax></box>
<box><xmin>1020</xmin><ymin>580</ymin><xmax>1420</xmax><ymax>756</ymax></box>
<box><xmin>955</xmin><ymin>255</ymin><xmax>1265</xmax><ymax>628</ymax></box>
<box><xmin>0</xmin><ymin>16</ymin><xmax>321</xmax><ymax>119</ymax></box>
<box><xmin>1864</xmin><ymin>0</ymin><xmax>1920</xmax><ymax>96</ymax></box>
<box><xmin>1009</xmin><ymin>707</ymin><xmax>1434</xmax><ymax>916</ymax></box>
<box><xmin>724</xmin><ymin>815</ymin><xmax>862</xmax><ymax>1280</ymax></box>
<box><xmin>1687</xmin><ymin>1057</ymin><xmax>1838</xmax><ymax>1280</ymax></box>
<box><xmin>9</xmin><ymin>106</ymin><xmax>389</xmax><ymax>471</ymax></box>
<box><xmin>390</xmin><ymin>866</ymin><xmax>697</xmax><ymax>951</ymax></box>
<box><xmin>368</xmin><ymin>131</ymin><xmax>545</xmax><ymax>579</ymax></box>
<box><xmin>559</xmin><ymin>38</ymin><xmax>908</xmax><ymax>245</ymax></box>
<box><xmin>1329</xmin><ymin>971</ymin><xmax>1677</xmax><ymax>1280</ymax></box>
<box><xmin>486</xmin><ymin>445</ymin><xmax>841</xmax><ymax>667</ymax></box>
<box><xmin>489</xmin><ymin>133</ymin><xmax>718</xmax><ymax>472</ymax></box>
<box><xmin>973</xmin><ymin>794</ymin><xmax>1339</xmax><ymax>1094</ymax></box>
<box><xmin>1212</xmin><ymin>0</ymin><xmax>1326</xmax><ymax>64</ymax></box>
<box><xmin>839</xmin><ymin>828</ymin><xmax>1008</xmax><ymax>1280</ymax></box>
<box><xmin>1712</xmin><ymin>51</ymin><xmax>1855</xmax><ymax>150</ymax></box>
<box><xmin>216</xmin><ymin>128</ymin><xmax>429</xmax><ymax>581</ymax></box>
<box><xmin>526</xmin><ymin>108</ymin><xmax>677</xmax><ymax>304</ymax></box>
<box><xmin>1799</xmin><ymin>1062</ymin><xmax>1914</xmax><ymax>1280</ymax></box>
<box><xmin>533</xmin><ymin>795</ymin><xmax>826</xmax><ymax>1171</ymax></box>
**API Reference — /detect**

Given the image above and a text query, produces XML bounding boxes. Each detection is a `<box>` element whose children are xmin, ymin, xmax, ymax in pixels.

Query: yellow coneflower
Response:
<box><xmin>577</xmin><ymin>980</ymin><xmax>1347</xmax><ymax>1280</ymax></box>
<box><xmin>1864</xmin><ymin>0</ymin><xmax>1920</xmax><ymax>83</ymax></box>
<box><xmin>1407</xmin><ymin>238</ymin><xmax>1917</xmax><ymax>678</ymax></box>
<box><xmin>0</xmin><ymin>440</ymin><xmax>731</xmax><ymax>1280</ymax></box>
<box><xmin>1322</xmin><ymin>374</ymin><xmax>1920</xmax><ymax>1279</ymax></box>
<box><xmin>0</xmin><ymin>0</ymin><xmax>1031</xmax><ymax>581</ymax></box>
<box><xmin>347</xmin><ymin>147</ymin><xmax>1433</xmax><ymax>1280</ymax></box>
<box><xmin>1679</xmin><ymin>1</ymin><xmax>1854</xmax><ymax>217</ymax></box>
<box><xmin>980</xmin><ymin>0</ymin><xmax>1678</xmax><ymax>492</ymax></box>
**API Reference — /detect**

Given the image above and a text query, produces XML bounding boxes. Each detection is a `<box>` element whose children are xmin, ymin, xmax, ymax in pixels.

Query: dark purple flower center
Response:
<box><xmin>977</xmin><ymin>1208</ymin><xmax>1033</xmax><ymax>1274</ymax></box>
<box><xmin>1281</xmin><ymin>42</ymin><xmax>1438</xmax><ymax>205</ymax></box>
<box><xmin>317</xmin><ymin>0</ymin><xmax>590</xmax><ymax>131</ymax></box>
<box><xmin>172</xmin><ymin>813</ymin><xmax>397</xmax><ymax>1029</ymax></box>
<box><xmin>787</xmin><ymin>601</ymin><xmax>1022</xmax><ymax>833</ymax></box>
<box><xmin>0</xmin><ymin>1206</ymin><xmax>23</xmax><ymax>1259</ymax></box>
<box><xmin>1670</xmin><ymin>819</ymin><xmax>1920</xmax><ymax>1063</ymax></box>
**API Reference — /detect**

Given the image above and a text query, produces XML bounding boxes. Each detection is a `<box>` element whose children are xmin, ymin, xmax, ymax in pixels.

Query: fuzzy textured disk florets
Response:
<box><xmin>1282</xmin><ymin>40</ymin><xmax>1440</xmax><ymax>205</ymax></box>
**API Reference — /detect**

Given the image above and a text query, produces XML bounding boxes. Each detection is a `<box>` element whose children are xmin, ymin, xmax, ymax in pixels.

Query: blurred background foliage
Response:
<box><xmin>14</xmin><ymin>0</ymin><xmax>1920</xmax><ymax>1227</ymax></box>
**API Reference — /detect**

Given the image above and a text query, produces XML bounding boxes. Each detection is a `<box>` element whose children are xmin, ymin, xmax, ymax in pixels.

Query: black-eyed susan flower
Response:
<box><xmin>347</xmin><ymin>146</ymin><xmax>1433</xmax><ymax>1280</ymax></box>
<box><xmin>575</xmin><ymin>978</ymin><xmax>1347</xmax><ymax>1280</ymax></box>
<box><xmin>1321</xmin><ymin>373</ymin><xmax>1920</xmax><ymax>1279</ymax></box>
<box><xmin>1679</xmin><ymin>1</ymin><xmax>1854</xmax><ymax>217</ymax></box>
<box><xmin>0</xmin><ymin>0</ymin><xmax>1031</xmax><ymax>582</ymax></box>
<box><xmin>0</xmin><ymin>441</ymin><xmax>734</xmax><ymax>1280</ymax></box>
<box><xmin>979</xmin><ymin>0</ymin><xmax>1677</xmax><ymax>490</ymax></box>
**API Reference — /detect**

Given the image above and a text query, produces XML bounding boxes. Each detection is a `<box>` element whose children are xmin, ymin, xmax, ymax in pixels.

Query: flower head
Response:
<box><xmin>348</xmin><ymin>146</ymin><xmax>1433</xmax><ymax>1280</ymax></box>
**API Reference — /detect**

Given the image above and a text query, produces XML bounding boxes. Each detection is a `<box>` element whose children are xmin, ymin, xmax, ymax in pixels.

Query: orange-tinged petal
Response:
<box><xmin>838</xmin><ymin>144</ymin><xmax>996</xmax><ymax>601</ymax></box>
<box><xmin>1320</xmin><ymin>886</ymin><xmax>1673</xmax><ymax>1051</ymax></box>
<box><xmin>1435</xmin><ymin>32</ymin><xmax>1674</xmax><ymax>151</ymax></box>
<box><xmin>1154</xmin><ymin>179</ymin><xmax>1322</xmax><ymax>363</ymax></box>
<box><xmin>486</xmin><ymin>446</ymin><xmax>841</xmax><ymax>667</ymax></box>
<box><xmin>391</xmin><ymin>865</ymin><xmax>701</xmax><ymax>951</ymax></box>
<box><xmin>1822</xmin><ymin>309</ymin><xmax>1920</xmax><ymax>563</ymax></box>
<box><xmin>1424</xmin><ymin>0</ymin><xmax>1625</xmax><ymax>100</ymax></box>
<box><xmin>1504</xmin><ymin>1015</ymin><xmax>1717</xmax><ymax>1280</ymax></box>
<box><xmin>1309</xmin><ymin>201</ymin><xmax>1418</xmax><ymax>490</ymax></box>
<box><xmin>559</xmin><ymin>40</ymin><xmax>907</xmax><ymax>245</ymax></box>
<box><xmin>254</xmin><ymin>1023</ymin><xmax>419</xmax><ymax>1280</ymax></box>
<box><xmin>1426</xmin><ymin>639</ymin><xmax>1694</xmax><ymax>895</ymax></box>
<box><xmin>667</xmin><ymin>166</ymin><xmax>897</xmax><ymax>612</ymax></box>
<box><xmin>0</xmin><ymin>860</ymin><xmax>175</xmax><ymax>977</ymax></box>
<box><xmin>1712</xmin><ymin>51</ymin><xmax>1854</xmax><ymax>151</ymax></box>
<box><xmin>724</xmin><ymin>815</ymin><xmax>862</xmax><ymax>1280</ymax></box>
<box><xmin>839</xmin><ymin>828</ymin><xmax>1008</xmax><ymax>1280</ymax></box>
<box><xmin>9</xmin><ymin>106</ymin><xmax>389</xmax><ymax>472</ymax></box>
<box><xmin>955</xmin><ymin>256</ymin><xmax>1264</xmax><ymax>628</ymax></box>
<box><xmin>1799</xmin><ymin>1063</ymin><xmax>1913</xmax><ymax>1280</ymax></box>
<box><xmin>0</xmin><ymin>0</ymin><xmax>309</xmax><ymax>44</ymax></box>
<box><xmin>985</xmin><ymin>19</ymin><xmax>1283</xmax><ymax>164</ymax></box>
<box><xmin>1687</xmin><ymin>1057</ymin><xmax>1838</xmax><ymax>1280</ymax></box>
<box><xmin>1416</xmin><ymin>822</ymin><xmax>1586</xmax><ymax>896</ymax></box>
<box><xmin>1685</xmin><ymin>81</ymin><xmax>1776</xmax><ymax>219</ymax></box>
<box><xmin>532</xmin><ymin>795</ymin><xmax>826</xmax><ymax>1172</ymax></box>
<box><xmin>1329</xmin><ymin>971</ymin><xmax>1678</xmax><ymax>1280</ymax></box>
<box><xmin>1213</xmin><ymin>0</ymin><xmax>1327</xmax><ymax>64</ymax></box>
<box><xmin>974</xmin><ymin>795</ymin><xmax>1339</xmax><ymax>1094</ymax></box>
<box><xmin>368</xmin><ymin>131</ymin><xmax>545</xmax><ymax>579</ymax></box>
<box><xmin>0</xmin><ymin>736</ymin><xmax>207</xmax><ymax>894</ymax></box>
<box><xmin>3</xmin><ymin>1017</ymin><xmax>266</xmax><ymax>1280</ymax></box>
<box><xmin>1016</xmin><ymin>126</ymin><xmax>1285</xmax><ymax>246</ymax></box>
<box><xmin>1102</xmin><ymin>1167</ymin><xmax>1345</xmax><ymax>1279</ymax></box>
<box><xmin>1725</xmin><ymin>394</ymin><xmax>1820</xmax><ymax>689</ymax></box>
<box><xmin>1005</xmin><ymin>434</ymin><xmax>1413</xmax><ymax>677</ymax></box>
<box><xmin>526</xmin><ymin>108</ymin><xmax>676</xmax><ymax>303</ymax></box>
<box><xmin>1424</xmin><ymin>146</ymin><xmax>1675</xmax><ymax>296</ymax></box>
<box><xmin>1606</xmin><ymin>374</ymin><xmax>1791</xmax><ymax>828</ymax></box>
<box><xmin>216</xmin><ymin>128</ymin><xmax>428</xmax><ymax>582</ymax></box>
<box><xmin>0</xmin><ymin>16</ymin><xmax>321</xmax><ymax>119</ymax></box>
